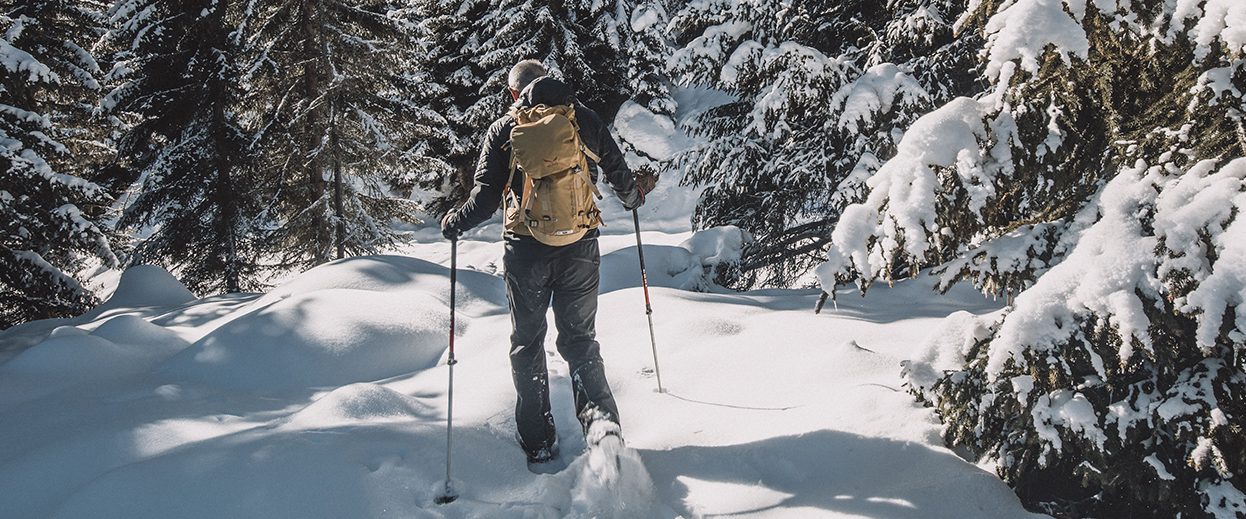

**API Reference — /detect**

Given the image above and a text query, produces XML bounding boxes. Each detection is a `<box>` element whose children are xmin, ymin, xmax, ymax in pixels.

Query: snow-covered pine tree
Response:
<box><xmin>469</xmin><ymin>0</ymin><xmax>632</xmax><ymax>120</ymax></box>
<box><xmin>613</xmin><ymin>0</ymin><xmax>677</xmax><ymax>188</ymax></box>
<box><xmin>625</xmin><ymin>0</ymin><xmax>675</xmax><ymax>118</ymax></box>
<box><xmin>667</xmin><ymin>0</ymin><xmax>975</xmax><ymax>288</ymax></box>
<box><xmin>822</xmin><ymin>0</ymin><xmax>1246</xmax><ymax>516</ymax></box>
<box><xmin>102</xmin><ymin>0</ymin><xmax>267</xmax><ymax>294</ymax></box>
<box><xmin>0</xmin><ymin>1</ymin><xmax>118</xmax><ymax>328</ymax></box>
<box><xmin>406</xmin><ymin>0</ymin><xmax>487</xmax><ymax>214</ymax></box>
<box><xmin>239</xmin><ymin>0</ymin><xmax>449</xmax><ymax>270</ymax></box>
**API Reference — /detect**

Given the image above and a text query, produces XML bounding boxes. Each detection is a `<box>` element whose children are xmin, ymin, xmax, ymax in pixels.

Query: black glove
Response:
<box><xmin>440</xmin><ymin>212</ymin><xmax>460</xmax><ymax>241</ymax></box>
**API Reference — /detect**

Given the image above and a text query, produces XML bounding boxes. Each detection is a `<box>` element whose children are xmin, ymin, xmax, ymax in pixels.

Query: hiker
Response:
<box><xmin>440</xmin><ymin>59</ymin><xmax>656</xmax><ymax>466</ymax></box>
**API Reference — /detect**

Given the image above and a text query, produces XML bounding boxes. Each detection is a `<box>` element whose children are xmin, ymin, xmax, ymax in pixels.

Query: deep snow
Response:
<box><xmin>0</xmin><ymin>218</ymin><xmax>1047</xmax><ymax>517</ymax></box>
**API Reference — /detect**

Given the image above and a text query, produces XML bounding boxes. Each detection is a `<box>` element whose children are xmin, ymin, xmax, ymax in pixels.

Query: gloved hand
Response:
<box><xmin>440</xmin><ymin>211</ymin><xmax>460</xmax><ymax>241</ymax></box>
<box><xmin>635</xmin><ymin>170</ymin><xmax>658</xmax><ymax>198</ymax></box>
<box><xmin>627</xmin><ymin>170</ymin><xmax>658</xmax><ymax>211</ymax></box>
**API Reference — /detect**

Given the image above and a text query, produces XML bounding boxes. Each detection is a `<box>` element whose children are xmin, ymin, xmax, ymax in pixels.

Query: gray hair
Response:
<box><xmin>507</xmin><ymin>59</ymin><xmax>547</xmax><ymax>92</ymax></box>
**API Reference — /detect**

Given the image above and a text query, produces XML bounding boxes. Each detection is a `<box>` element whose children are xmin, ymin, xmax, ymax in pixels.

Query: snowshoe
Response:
<box><xmin>584</xmin><ymin>421</ymin><xmax>624</xmax><ymax>482</ymax></box>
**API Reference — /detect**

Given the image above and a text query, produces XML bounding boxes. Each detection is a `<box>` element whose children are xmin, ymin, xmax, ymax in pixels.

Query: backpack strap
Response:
<box><xmin>502</xmin><ymin>108</ymin><xmax>524</xmax><ymax>208</ymax></box>
<box><xmin>573</xmin><ymin>133</ymin><xmax>603</xmax><ymax>200</ymax></box>
<box><xmin>581</xmin><ymin>145</ymin><xmax>601</xmax><ymax>163</ymax></box>
<box><xmin>503</xmin><ymin>151</ymin><xmax>521</xmax><ymax>209</ymax></box>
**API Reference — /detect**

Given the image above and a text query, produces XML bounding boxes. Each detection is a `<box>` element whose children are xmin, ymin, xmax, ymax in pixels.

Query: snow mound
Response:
<box><xmin>93</xmin><ymin>265</ymin><xmax>196</xmax><ymax>313</ymax></box>
<box><xmin>2</xmin><ymin>315</ymin><xmax>188</xmax><ymax>377</ymax></box>
<box><xmin>92</xmin><ymin>314</ymin><xmax>188</xmax><ymax>351</ymax></box>
<box><xmin>983</xmin><ymin>0</ymin><xmax>1089</xmax><ymax>80</ymax></box>
<box><xmin>160</xmin><ymin>289</ymin><xmax>450</xmax><ymax>391</ymax></box>
<box><xmin>600</xmin><ymin>226</ymin><xmax>752</xmax><ymax>293</ymax></box>
<box><xmin>256</xmin><ymin>255</ymin><xmax>505</xmax><ymax>312</ymax></box>
<box><xmin>679</xmin><ymin>225</ymin><xmax>750</xmax><ymax>267</ymax></box>
<box><xmin>600</xmin><ymin>244</ymin><xmax>701</xmax><ymax>293</ymax></box>
<box><xmin>615</xmin><ymin>101</ymin><xmax>685</xmax><ymax>161</ymax></box>
<box><xmin>282</xmin><ymin>383</ymin><xmax>429</xmax><ymax>429</ymax></box>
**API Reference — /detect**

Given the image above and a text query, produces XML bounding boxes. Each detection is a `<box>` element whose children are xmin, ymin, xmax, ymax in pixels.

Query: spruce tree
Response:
<box><xmin>103</xmin><ymin>0</ymin><xmax>265</xmax><ymax>294</ymax></box>
<box><xmin>667</xmin><ymin>0</ymin><xmax>975</xmax><ymax>288</ymax></box>
<box><xmin>821</xmin><ymin>0</ymin><xmax>1246</xmax><ymax>516</ymax></box>
<box><xmin>0</xmin><ymin>1</ymin><xmax>118</xmax><ymax>328</ymax></box>
<box><xmin>626</xmin><ymin>0</ymin><xmax>675</xmax><ymax>117</ymax></box>
<box><xmin>239</xmin><ymin>0</ymin><xmax>448</xmax><ymax>270</ymax></box>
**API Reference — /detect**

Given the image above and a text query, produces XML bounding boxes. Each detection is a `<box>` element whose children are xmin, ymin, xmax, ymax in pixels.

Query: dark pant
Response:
<box><xmin>504</xmin><ymin>236</ymin><xmax>620</xmax><ymax>456</ymax></box>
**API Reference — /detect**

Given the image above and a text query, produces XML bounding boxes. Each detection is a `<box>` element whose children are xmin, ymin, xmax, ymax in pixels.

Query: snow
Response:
<box><xmin>93</xmin><ymin>264</ymin><xmax>197</xmax><ymax>314</ymax></box>
<box><xmin>678</xmin><ymin>225</ymin><xmax>749</xmax><ymax>269</ymax></box>
<box><xmin>630</xmin><ymin>3</ymin><xmax>663</xmax><ymax>32</ymax></box>
<box><xmin>160</xmin><ymin>288</ymin><xmax>451</xmax><ymax>392</ymax></box>
<box><xmin>669</xmin><ymin>21</ymin><xmax>753</xmax><ymax>80</ymax></box>
<box><xmin>1144</xmin><ymin>454</ymin><xmax>1177</xmax><ymax>481</ymax></box>
<box><xmin>0</xmin><ymin>17</ymin><xmax>55</xmax><ymax>83</ymax></box>
<box><xmin>902</xmin><ymin>310</ymin><xmax>996</xmax><ymax>404</ymax></box>
<box><xmin>833</xmin><ymin>63</ymin><xmax>927</xmax><ymax>134</ymax></box>
<box><xmin>1200</xmin><ymin>479</ymin><xmax>1246</xmax><ymax>519</ymax></box>
<box><xmin>819</xmin><ymin>96</ymin><xmax>1015</xmax><ymax>287</ymax></box>
<box><xmin>982</xmin><ymin>0</ymin><xmax>1090</xmax><ymax>80</ymax></box>
<box><xmin>1173</xmin><ymin>0</ymin><xmax>1246</xmax><ymax>60</ymax></box>
<box><xmin>986</xmin><ymin>163</ymin><xmax>1162</xmax><ymax>376</ymax></box>
<box><xmin>1031</xmin><ymin>390</ymin><xmax>1108</xmax><ymax>455</ymax></box>
<box><xmin>1156</xmin><ymin>158</ymin><xmax>1246</xmax><ymax>351</ymax></box>
<box><xmin>932</xmin><ymin>223</ymin><xmax>1060</xmax><ymax>295</ymax></box>
<box><xmin>614</xmin><ymin>101</ymin><xmax>687</xmax><ymax>162</ymax></box>
<box><xmin>0</xmin><ymin>225</ymin><xmax>1045</xmax><ymax>517</ymax></box>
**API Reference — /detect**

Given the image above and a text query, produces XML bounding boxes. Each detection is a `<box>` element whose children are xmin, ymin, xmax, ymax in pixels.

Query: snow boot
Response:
<box><xmin>520</xmin><ymin>433</ymin><xmax>565</xmax><ymax>474</ymax></box>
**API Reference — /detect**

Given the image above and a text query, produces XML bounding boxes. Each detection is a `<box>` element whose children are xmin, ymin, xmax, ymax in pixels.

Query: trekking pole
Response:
<box><xmin>434</xmin><ymin>238</ymin><xmax>459</xmax><ymax>505</ymax></box>
<box><xmin>632</xmin><ymin>209</ymin><xmax>666</xmax><ymax>393</ymax></box>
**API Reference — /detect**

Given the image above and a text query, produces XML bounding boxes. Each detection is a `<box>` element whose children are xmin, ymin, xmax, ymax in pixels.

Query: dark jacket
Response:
<box><xmin>443</xmin><ymin>77</ymin><xmax>642</xmax><ymax>239</ymax></box>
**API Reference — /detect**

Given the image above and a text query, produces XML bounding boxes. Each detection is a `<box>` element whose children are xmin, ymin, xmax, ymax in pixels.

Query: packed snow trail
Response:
<box><xmin>0</xmin><ymin>229</ymin><xmax>1047</xmax><ymax>517</ymax></box>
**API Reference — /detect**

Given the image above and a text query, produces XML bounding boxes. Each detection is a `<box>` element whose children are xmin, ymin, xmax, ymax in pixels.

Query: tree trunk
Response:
<box><xmin>213</xmin><ymin>0</ymin><xmax>240</xmax><ymax>293</ymax></box>
<box><xmin>300</xmin><ymin>0</ymin><xmax>328</xmax><ymax>263</ymax></box>
<box><xmin>332</xmin><ymin>121</ymin><xmax>345</xmax><ymax>259</ymax></box>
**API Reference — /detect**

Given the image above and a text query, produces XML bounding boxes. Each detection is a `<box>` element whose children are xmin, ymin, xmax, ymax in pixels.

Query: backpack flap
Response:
<box><xmin>510</xmin><ymin>106</ymin><xmax>581</xmax><ymax>180</ymax></box>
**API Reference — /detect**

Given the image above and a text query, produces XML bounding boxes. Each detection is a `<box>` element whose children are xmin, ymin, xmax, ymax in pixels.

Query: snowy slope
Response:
<box><xmin>0</xmin><ymin>222</ymin><xmax>1046</xmax><ymax>518</ymax></box>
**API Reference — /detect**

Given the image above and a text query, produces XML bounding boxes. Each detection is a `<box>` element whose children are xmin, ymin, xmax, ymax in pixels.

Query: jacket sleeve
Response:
<box><xmin>580</xmin><ymin>107</ymin><xmax>642</xmax><ymax>210</ymax></box>
<box><xmin>445</xmin><ymin>117</ymin><xmax>513</xmax><ymax>233</ymax></box>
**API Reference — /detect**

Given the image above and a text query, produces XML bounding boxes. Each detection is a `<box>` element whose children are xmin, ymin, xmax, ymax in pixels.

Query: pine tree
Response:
<box><xmin>397</xmin><ymin>0</ymin><xmax>474</xmax><ymax>216</ymax></box>
<box><xmin>102</xmin><ymin>0</ymin><xmax>267</xmax><ymax>295</ymax></box>
<box><xmin>239</xmin><ymin>0</ymin><xmax>448</xmax><ymax>270</ymax></box>
<box><xmin>666</xmin><ymin>0</ymin><xmax>975</xmax><ymax>288</ymax></box>
<box><xmin>612</xmin><ymin>0</ymin><xmax>677</xmax><ymax>190</ymax></box>
<box><xmin>822</xmin><ymin>0</ymin><xmax>1246</xmax><ymax>516</ymax></box>
<box><xmin>626</xmin><ymin>0</ymin><xmax>675</xmax><ymax>117</ymax></box>
<box><xmin>0</xmin><ymin>1</ymin><xmax>118</xmax><ymax>328</ymax></box>
<box><xmin>470</xmin><ymin>0</ymin><xmax>632</xmax><ymax>117</ymax></box>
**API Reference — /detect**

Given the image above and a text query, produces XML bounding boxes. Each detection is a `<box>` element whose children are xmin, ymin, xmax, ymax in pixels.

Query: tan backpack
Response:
<box><xmin>503</xmin><ymin>104</ymin><xmax>604</xmax><ymax>246</ymax></box>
